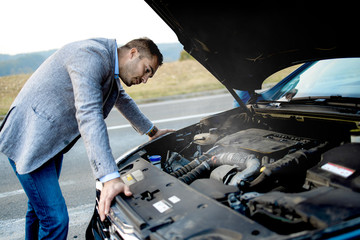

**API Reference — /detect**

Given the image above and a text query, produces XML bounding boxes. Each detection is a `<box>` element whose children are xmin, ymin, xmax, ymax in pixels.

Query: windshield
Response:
<box><xmin>266</xmin><ymin>58</ymin><xmax>360</xmax><ymax>101</ymax></box>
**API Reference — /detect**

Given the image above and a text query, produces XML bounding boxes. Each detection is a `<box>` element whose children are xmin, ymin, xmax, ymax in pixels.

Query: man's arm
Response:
<box><xmin>67</xmin><ymin>42</ymin><xmax>173</xmax><ymax>221</ymax></box>
<box><xmin>98</xmin><ymin>178</ymin><xmax>132</xmax><ymax>221</ymax></box>
<box><xmin>67</xmin><ymin>44</ymin><xmax>118</xmax><ymax>179</ymax></box>
<box><xmin>115</xmin><ymin>86</ymin><xmax>175</xmax><ymax>136</ymax></box>
<box><xmin>114</xmin><ymin>84</ymin><xmax>154</xmax><ymax>133</ymax></box>
<box><xmin>98</xmin><ymin>125</ymin><xmax>174</xmax><ymax>221</ymax></box>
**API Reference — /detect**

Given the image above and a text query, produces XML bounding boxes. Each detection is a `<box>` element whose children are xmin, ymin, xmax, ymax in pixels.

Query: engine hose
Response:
<box><xmin>248</xmin><ymin>142</ymin><xmax>329</xmax><ymax>190</ymax></box>
<box><xmin>227</xmin><ymin>155</ymin><xmax>260</xmax><ymax>186</ymax></box>
<box><xmin>247</xmin><ymin>150</ymin><xmax>308</xmax><ymax>192</ymax></box>
<box><xmin>248</xmin><ymin>171</ymin><xmax>267</xmax><ymax>189</ymax></box>
<box><xmin>170</xmin><ymin>145</ymin><xmax>223</xmax><ymax>178</ymax></box>
<box><xmin>262</xmin><ymin>142</ymin><xmax>328</xmax><ymax>177</ymax></box>
<box><xmin>205</xmin><ymin>152</ymin><xmax>260</xmax><ymax>186</ymax></box>
<box><xmin>212</xmin><ymin>152</ymin><xmax>256</xmax><ymax>168</ymax></box>
<box><xmin>170</xmin><ymin>159</ymin><xmax>201</xmax><ymax>178</ymax></box>
<box><xmin>178</xmin><ymin>161</ymin><xmax>211</xmax><ymax>184</ymax></box>
<box><xmin>178</xmin><ymin>152</ymin><xmax>260</xmax><ymax>185</ymax></box>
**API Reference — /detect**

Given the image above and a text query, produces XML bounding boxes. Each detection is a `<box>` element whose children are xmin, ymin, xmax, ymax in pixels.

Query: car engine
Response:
<box><xmin>108</xmin><ymin>109</ymin><xmax>360</xmax><ymax>238</ymax></box>
<box><xmin>140</xmin><ymin>109</ymin><xmax>360</xmax><ymax>234</ymax></box>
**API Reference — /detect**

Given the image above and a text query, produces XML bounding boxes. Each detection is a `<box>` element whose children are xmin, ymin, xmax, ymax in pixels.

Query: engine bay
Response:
<box><xmin>114</xmin><ymin>108</ymin><xmax>360</xmax><ymax>238</ymax></box>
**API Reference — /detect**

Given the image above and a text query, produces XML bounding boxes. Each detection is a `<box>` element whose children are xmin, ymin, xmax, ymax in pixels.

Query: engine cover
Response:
<box><xmin>215</xmin><ymin>128</ymin><xmax>317</xmax><ymax>159</ymax></box>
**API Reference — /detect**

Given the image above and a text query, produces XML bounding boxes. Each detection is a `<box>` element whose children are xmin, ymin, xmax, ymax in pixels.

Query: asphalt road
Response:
<box><xmin>0</xmin><ymin>92</ymin><xmax>233</xmax><ymax>240</ymax></box>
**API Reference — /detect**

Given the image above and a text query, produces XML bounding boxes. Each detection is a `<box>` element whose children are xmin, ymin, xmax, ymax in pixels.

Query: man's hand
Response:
<box><xmin>149</xmin><ymin>128</ymin><xmax>175</xmax><ymax>141</ymax></box>
<box><xmin>98</xmin><ymin>177</ymin><xmax>132</xmax><ymax>221</ymax></box>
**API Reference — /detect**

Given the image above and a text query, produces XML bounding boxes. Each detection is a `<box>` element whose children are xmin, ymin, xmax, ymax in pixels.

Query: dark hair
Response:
<box><xmin>122</xmin><ymin>37</ymin><xmax>163</xmax><ymax>66</ymax></box>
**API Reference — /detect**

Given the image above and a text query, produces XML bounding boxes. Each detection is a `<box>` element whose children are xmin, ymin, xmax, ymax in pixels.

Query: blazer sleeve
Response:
<box><xmin>66</xmin><ymin>44</ymin><xmax>118</xmax><ymax>180</ymax></box>
<box><xmin>114</xmin><ymin>84</ymin><xmax>153</xmax><ymax>135</ymax></box>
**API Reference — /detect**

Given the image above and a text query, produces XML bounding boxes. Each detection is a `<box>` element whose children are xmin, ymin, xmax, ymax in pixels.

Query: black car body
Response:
<box><xmin>87</xmin><ymin>1</ymin><xmax>360</xmax><ymax>239</ymax></box>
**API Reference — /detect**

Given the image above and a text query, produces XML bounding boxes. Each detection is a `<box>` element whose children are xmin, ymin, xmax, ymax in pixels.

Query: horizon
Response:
<box><xmin>0</xmin><ymin>42</ymin><xmax>183</xmax><ymax>77</ymax></box>
<box><xmin>0</xmin><ymin>41</ymin><xmax>182</xmax><ymax>57</ymax></box>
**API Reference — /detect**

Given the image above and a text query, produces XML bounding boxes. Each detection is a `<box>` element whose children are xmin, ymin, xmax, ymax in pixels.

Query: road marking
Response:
<box><xmin>109</xmin><ymin>93</ymin><xmax>231</xmax><ymax>112</ymax></box>
<box><xmin>107</xmin><ymin>111</ymin><xmax>220</xmax><ymax>131</ymax></box>
<box><xmin>137</xmin><ymin>94</ymin><xmax>231</xmax><ymax>108</ymax></box>
<box><xmin>0</xmin><ymin>189</ymin><xmax>24</xmax><ymax>199</ymax></box>
<box><xmin>0</xmin><ymin>180</ymin><xmax>75</xmax><ymax>199</ymax></box>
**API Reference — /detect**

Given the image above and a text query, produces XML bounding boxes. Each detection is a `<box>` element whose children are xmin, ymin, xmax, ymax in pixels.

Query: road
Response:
<box><xmin>0</xmin><ymin>92</ymin><xmax>233</xmax><ymax>239</ymax></box>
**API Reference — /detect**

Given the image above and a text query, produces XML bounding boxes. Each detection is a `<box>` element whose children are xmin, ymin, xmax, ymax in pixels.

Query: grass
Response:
<box><xmin>0</xmin><ymin>60</ymin><xmax>224</xmax><ymax>116</ymax></box>
<box><xmin>0</xmin><ymin>74</ymin><xmax>30</xmax><ymax>115</ymax></box>
<box><xmin>123</xmin><ymin>60</ymin><xmax>224</xmax><ymax>100</ymax></box>
<box><xmin>262</xmin><ymin>64</ymin><xmax>302</xmax><ymax>88</ymax></box>
<box><xmin>0</xmin><ymin>60</ymin><xmax>300</xmax><ymax>117</ymax></box>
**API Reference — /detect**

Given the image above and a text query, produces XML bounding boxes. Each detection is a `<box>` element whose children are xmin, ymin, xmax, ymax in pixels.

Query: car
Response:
<box><xmin>86</xmin><ymin>1</ymin><xmax>360</xmax><ymax>239</ymax></box>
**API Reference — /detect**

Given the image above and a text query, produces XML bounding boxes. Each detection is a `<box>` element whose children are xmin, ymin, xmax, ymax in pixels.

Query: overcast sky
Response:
<box><xmin>0</xmin><ymin>0</ymin><xmax>178</xmax><ymax>55</ymax></box>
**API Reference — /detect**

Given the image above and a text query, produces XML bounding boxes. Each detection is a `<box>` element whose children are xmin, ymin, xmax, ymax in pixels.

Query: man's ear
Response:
<box><xmin>129</xmin><ymin>48</ymin><xmax>139</xmax><ymax>59</ymax></box>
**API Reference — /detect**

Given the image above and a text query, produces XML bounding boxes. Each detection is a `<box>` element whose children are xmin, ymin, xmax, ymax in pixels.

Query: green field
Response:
<box><xmin>0</xmin><ymin>59</ymin><xmax>299</xmax><ymax>117</ymax></box>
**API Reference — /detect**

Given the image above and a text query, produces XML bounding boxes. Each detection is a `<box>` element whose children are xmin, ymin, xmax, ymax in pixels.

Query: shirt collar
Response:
<box><xmin>114</xmin><ymin>41</ymin><xmax>119</xmax><ymax>78</ymax></box>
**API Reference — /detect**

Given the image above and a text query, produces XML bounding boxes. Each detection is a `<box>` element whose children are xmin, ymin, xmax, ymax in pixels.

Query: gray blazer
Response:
<box><xmin>0</xmin><ymin>38</ymin><xmax>153</xmax><ymax>179</ymax></box>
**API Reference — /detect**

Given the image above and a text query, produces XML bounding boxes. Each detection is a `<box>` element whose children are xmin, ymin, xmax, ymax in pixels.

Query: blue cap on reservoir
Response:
<box><xmin>149</xmin><ymin>155</ymin><xmax>161</xmax><ymax>168</ymax></box>
<box><xmin>149</xmin><ymin>155</ymin><xmax>161</xmax><ymax>163</ymax></box>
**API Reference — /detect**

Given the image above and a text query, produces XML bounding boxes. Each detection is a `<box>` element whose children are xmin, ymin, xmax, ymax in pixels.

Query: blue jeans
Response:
<box><xmin>9</xmin><ymin>154</ymin><xmax>69</xmax><ymax>240</ymax></box>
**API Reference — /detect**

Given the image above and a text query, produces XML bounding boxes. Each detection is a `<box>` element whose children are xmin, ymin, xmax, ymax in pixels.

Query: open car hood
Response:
<box><xmin>145</xmin><ymin>0</ymin><xmax>360</xmax><ymax>91</ymax></box>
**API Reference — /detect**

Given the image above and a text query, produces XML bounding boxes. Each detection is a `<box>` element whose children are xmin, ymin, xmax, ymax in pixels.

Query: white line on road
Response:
<box><xmin>0</xmin><ymin>189</ymin><xmax>24</xmax><ymax>199</ymax></box>
<box><xmin>137</xmin><ymin>93</ymin><xmax>231</xmax><ymax>108</ymax></box>
<box><xmin>109</xmin><ymin>93</ymin><xmax>231</xmax><ymax>112</ymax></box>
<box><xmin>0</xmin><ymin>180</ymin><xmax>75</xmax><ymax>199</ymax></box>
<box><xmin>106</xmin><ymin>111</ymin><xmax>220</xmax><ymax>131</ymax></box>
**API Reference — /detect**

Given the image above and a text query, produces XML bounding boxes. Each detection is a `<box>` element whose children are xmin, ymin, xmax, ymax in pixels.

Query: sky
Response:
<box><xmin>0</xmin><ymin>0</ymin><xmax>178</xmax><ymax>55</ymax></box>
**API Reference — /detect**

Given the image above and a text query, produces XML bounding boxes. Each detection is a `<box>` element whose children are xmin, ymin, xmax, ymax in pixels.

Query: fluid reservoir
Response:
<box><xmin>149</xmin><ymin>155</ymin><xmax>162</xmax><ymax>169</ymax></box>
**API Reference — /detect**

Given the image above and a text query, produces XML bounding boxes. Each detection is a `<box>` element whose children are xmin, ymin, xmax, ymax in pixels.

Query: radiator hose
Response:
<box><xmin>170</xmin><ymin>145</ymin><xmax>223</xmax><ymax>178</ymax></box>
<box><xmin>178</xmin><ymin>151</ymin><xmax>260</xmax><ymax>185</ymax></box>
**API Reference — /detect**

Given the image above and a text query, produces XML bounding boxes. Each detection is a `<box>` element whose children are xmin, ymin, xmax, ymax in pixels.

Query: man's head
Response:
<box><xmin>118</xmin><ymin>38</ymin><xmax>163</xmax><ymax>87</ymax></box>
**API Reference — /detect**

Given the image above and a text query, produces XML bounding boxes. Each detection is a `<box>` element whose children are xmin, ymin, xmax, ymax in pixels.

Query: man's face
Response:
<box><xmin>119</xmin><ymin>48</ymin><xmax>159</xmax><ymax>87</ymax></box>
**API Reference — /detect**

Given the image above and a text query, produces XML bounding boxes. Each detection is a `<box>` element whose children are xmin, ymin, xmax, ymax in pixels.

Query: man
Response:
<box><xmin>0</xmin><ymin>38</ymin><xmax>173</xmax><ymax>239</ymax></box>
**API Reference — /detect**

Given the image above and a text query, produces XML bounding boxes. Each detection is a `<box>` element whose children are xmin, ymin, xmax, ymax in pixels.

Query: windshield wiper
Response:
<box><xmin>290</xmin><ymin>96</ymin><xmax>360</xmax><ymax>104</ymax></box>
<box><xmin>256</xmin><ymin>96</ymin><xmax>360</xmax><ymax>107</ymax></box>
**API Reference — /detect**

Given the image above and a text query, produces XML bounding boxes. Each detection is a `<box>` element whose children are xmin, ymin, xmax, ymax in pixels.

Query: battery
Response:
<box><xmin>305</xmin><ymin>143</ymin><xmax>360</xmax><ymax>192</ymax></box>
